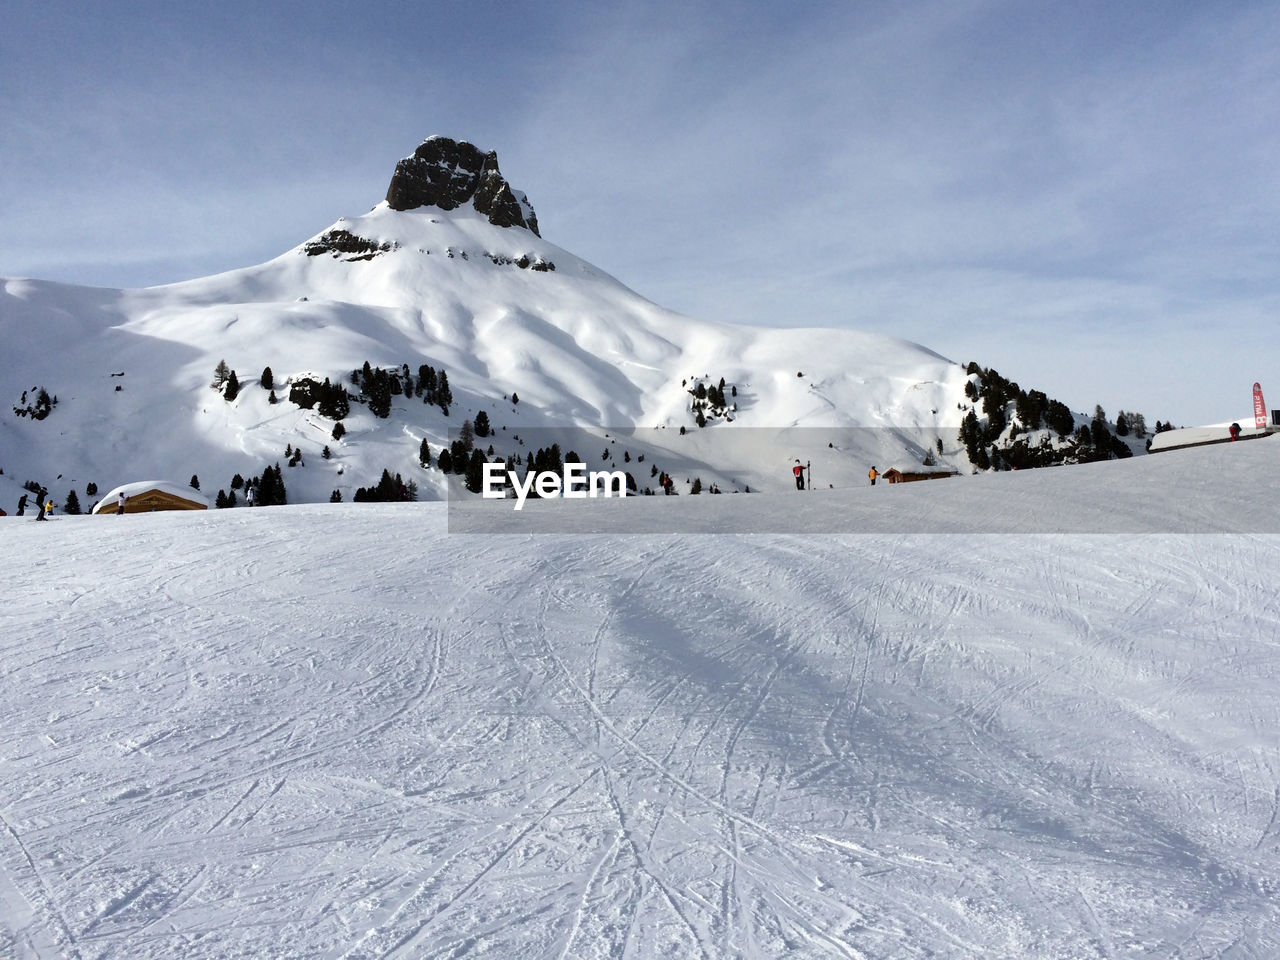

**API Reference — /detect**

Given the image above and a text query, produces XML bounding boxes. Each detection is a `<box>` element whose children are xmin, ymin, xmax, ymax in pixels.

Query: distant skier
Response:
<box><xmin>34</xmin><ymin>488</ymin><xmax>48</xmax><ymax>521</ymax></box>
<box><xmin>868</xmin><ymin>466</ymin><xmax>878</xmax><ymax>486</ymax></box>
<box><xmin>246</xmin><ymin>484</ymin><xmax>255</xmax><ymax>507</ymax></box>
<box><xmin>17</xmin><ymin>493</ymin><xmax>28</xmax><ymax>516</ymax></box>
<box><xmin>117</xmin><ymin>494</ymin><xmax>127</xmax><ymax>515</ymax></box>
<box><xmin>1230</xmin><ymin>422</ymin><xmax>1241</xmax><ymax>441</ymax></box>
<box><xmin>44</xmin><ymin>498</ymin><xmax>54</xmax><ymax>519</ymax></box>
<box><xmin>793</xmin><ymin>460</ymin><xmax>805</xmax><ymax>491</ymax></box>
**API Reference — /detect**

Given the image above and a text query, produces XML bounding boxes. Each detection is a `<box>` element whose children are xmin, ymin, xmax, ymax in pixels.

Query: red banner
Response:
<box><xmin>1254</xmin><ymin>382</ymin><xmax>1267</xmax><ymax>429</ymax></box>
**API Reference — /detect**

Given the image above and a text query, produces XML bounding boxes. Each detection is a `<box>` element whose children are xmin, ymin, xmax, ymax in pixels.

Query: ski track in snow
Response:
<box><xmin>1</xmin><ymin>503</ymin><xmax>1279</xmax><ymax>958</ymax></box>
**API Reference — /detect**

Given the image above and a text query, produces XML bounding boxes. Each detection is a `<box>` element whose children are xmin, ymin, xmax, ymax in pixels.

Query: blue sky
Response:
<box><xmin>3</xmin><ymin>0</ymin><xmax>1278</xmax><ymax>425</ymax></box>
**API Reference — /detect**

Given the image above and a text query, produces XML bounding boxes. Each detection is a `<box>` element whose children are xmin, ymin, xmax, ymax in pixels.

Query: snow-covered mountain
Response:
<box><xmin>2</xmin><ymin>137</ymin><xmax>1018</xmax><ymax>510</ymax></box>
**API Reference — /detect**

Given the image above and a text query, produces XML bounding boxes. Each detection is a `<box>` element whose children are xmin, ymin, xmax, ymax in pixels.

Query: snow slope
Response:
<box><xmin>2</xmin><ymin>440</ymin><xmax>1279</xmax><ymax>958</ymax></box>
<box><xmin>1</xmin><ymin>192</ymin><xmax>971</xmax><ymax>512</ymax></box>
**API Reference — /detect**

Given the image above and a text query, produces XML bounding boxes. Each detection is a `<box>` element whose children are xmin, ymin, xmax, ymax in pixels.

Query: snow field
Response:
<box><xmin>2</xmin><ymin>444</ymin><xmax>1280</xmax><ymax>958</ymax></box>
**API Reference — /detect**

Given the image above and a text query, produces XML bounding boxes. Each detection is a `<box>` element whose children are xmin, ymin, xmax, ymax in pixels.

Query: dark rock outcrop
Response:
<box><xmin>304</xmin><ymin>229</ymin><xmax>395</xmax><ymax>260</ymax></box>
<box><xmin>385</xmin><ymin>137</ymin><xmax>540</xmax><ymax>236</ymax></box>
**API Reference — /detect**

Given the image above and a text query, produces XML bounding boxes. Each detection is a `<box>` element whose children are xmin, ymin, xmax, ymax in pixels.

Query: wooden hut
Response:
<box><xmin>882</xmin><ymin>468</ymin><xmax>958</xmax><ymax>485</ymax></box>
<box><xmin>92</xmin><ymin>481</ymin><xmax>209</xmax><ymax>515</ymax></box>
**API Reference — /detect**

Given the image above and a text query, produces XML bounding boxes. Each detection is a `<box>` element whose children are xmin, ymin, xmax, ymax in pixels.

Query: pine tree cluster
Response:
<box><xmin>12</xmin><ymin>386</ymin><xmax>56</xmax><ymax>420</ymax></box>
<box><xmin>255</xmin><ymin>463</ymin><xmax>287</xmax><ymax>506</ymax></box>
<box><xmin>686</xmin><ymin>375</ymin><xmax>736</xmax><ymax>427</ymax></box>
<box><xmin>353</xmin><ymin>469</ymin><xmax>417</xmax><ymax>502</ymax></box>
<box><xmin>289</xmin><ymin>377</ymin><xmax>351</xmax><ymax>420</ymax></box>
<box><xmin>961</xmin><ymin>362</ymin><xmax>1141</xmax><ymax>470</ymax></box>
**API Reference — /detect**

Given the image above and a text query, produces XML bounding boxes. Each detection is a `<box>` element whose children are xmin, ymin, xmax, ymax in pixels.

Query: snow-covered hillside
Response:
<box><xmin>2</xmin><ymin>440</ymin><xmax>1279</xmax><ymax>958</ymax></box>
<box><xmin>2</xmin><ymin>137</ymin><xmax>980</xmax><ymax>512</ymax></box>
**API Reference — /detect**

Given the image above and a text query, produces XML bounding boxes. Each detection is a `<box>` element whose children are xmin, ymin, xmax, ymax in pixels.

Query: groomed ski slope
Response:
<box><xmin>2</xmin><ymin>442</ymin><xmax>1279</xmax><ymax>959</ymax></box>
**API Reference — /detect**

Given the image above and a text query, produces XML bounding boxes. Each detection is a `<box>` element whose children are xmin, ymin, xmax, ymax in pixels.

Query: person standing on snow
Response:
<box><xmin>17</xmin><ymin>493</ymin><xmax>28</xmax><ymax>516</ymax></box>
<box><xmin>34</xmin><ymin>488</ymin><xmax>48</xmax><ymax>521</ymax></box>
<box><xmin>1230</xmin><ymin>422</ymin><xmax>1241</xmax><ymax>441</ymax></box>
<box><xmin>868</xmin><ymin>466</ymin><xmax>879</xmax><ymax>486</ymax></box>
<box><xmin>793</xmin><ymin>460</ymin><xmax>805</xmax><ymax>491</ymax></box>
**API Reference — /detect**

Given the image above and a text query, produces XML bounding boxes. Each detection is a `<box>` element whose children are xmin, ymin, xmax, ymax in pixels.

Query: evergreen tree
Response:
<box><xmin>190</xmin><ymin>474</ymin><xmax>200</xmax><ymax>490</ymax></box>
<box><xmin>367</xmin><ymin>368</ymin><xmax>392</xmax><ymax>418</ymax></box>
<box><xmin>510</xmin><ymin>391</ymin><xmax>518</xmax><ymax>405</ymax></box>
<box><xmin>690</xmin><ymin>477</ymin><xmax>703</xmax><ymax>495</ymax></box>
<box><xmin>224</xmin><ymin>370</ymin><xmax>240</xmax><ymax>401</ymax></box>
<box><xmin>1046</xmin><ymin>399</ymin><xmax>1074</xmax><ymax>437</ymax></box>
<box><xmin>465</xmin><ymin>450</ymin><xmax>486</xmax><ymax>493</ymax></box>
<box><xmin>459</xmin><ymin>419</ymin><xmax>475</xmax><ymax>452</ymax></box>
<box><xmin>86</xmin><ymin>482</ymin><xmax>98</xmax><ymax>497</ymax></box>
<box><xmin>261</xmin><ymin>366</ymin><xmax>274</xmax><ymax>390</ymax></box>
<box><xmin>376</xmin><ymin>469</ymin><xmax>397</xmax><ymax>500</ymax></box>
<box><xmin>959</xmin><ymin>409</ymin><xmax>982</xmax><ymax>462</ymax></box>
<box><xmin>1090</xmin><ymin>417</ymin><xmax>1111</xmax><ymax>453</ymax></box>
<box><xmin>269</xmin><ymin>389</ymin><xmax>279</xmax><ymax>405</ymax></box>
<box><xmin>1115</xmin><ymin>411</ymin><xmax>1129</xmax><ymax>436</ymax></box>
<box><xmin>474</xmin><ymin>410</ymin><xmax>491</xmax><ymax>437</ymax></box>
<box><xmin>437</xmin><ymin>448</ymin><xmax>453</xmax><ymax>473</ymax></box>
<box><xmin>256</xmin><ymin>463</ymin><xmax>286</xmax><ymax>505</ymax></box>
<box><xmin>317</xmin><ymin>379</ymin><xmax>350</xmax><ymax>420</ymax></box>
<box><xmin>437</xmin><ymin>370</ymin><xmax>453</xmax><ymax>414</ymax></box>
<box><xmin>419</xmin><ymin>365</ymin><xmax>437</xmax><ymax>402</ymax></box>
<box><xmin>231</xmin><ymin>473</ymin><xmax>244</xmax><ymax>490</ymax></box>
<box><xmin>64</xmin><ymin>489</ymin><xmax>82</xmax><ymax>515</ymax></box>
<box><xmin>332</xmin><ymin>421</ymin><xmax>346</xmax><ymax>441</ymax></box>
<box><xmin>215</xmin><ymin>489</ymin><xmax>228</xmax><ymax>508</ymax></box>
<box><xmin>450</xmin><ymin>440</ymin><xmax>469</xmax><ymax>473</ymax></box>
<box><xmin>212</xmin><ymin>359</ymin><xmax>230</xmax><ymax>389</ymax></box>
<box><xmin>419</xmin><ymin>438</ymin><xmax>431</xmax><ymax>467</ymax></box>
<box><xmin>330</xmin><ymin>489</ymin><xmax>343</xmax><ymax>502</ymax></box>
<box><xmin>323</xmin><ymin>445</ymin><xmax>332</xmax><ymax>460</ymax></box>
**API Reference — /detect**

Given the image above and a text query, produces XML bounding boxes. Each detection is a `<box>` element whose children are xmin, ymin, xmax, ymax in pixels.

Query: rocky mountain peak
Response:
<box><xmin>384</xmin><ymin>136</ymin><xmax>539</xmax><ymax>236</ymax></box>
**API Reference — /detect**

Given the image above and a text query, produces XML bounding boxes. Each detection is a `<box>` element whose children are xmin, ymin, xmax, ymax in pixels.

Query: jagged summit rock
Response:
<box><xmin>385</xmin><ymin>136</ymin><xmax>540</xmax><ymax>236</ymax></box>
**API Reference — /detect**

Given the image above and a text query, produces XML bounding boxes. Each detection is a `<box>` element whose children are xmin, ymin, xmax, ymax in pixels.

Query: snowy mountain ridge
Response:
<box><xmin>3</xmin><ymin>136</ymin><xmax>1095</xmax><ymax>510</ymax></box>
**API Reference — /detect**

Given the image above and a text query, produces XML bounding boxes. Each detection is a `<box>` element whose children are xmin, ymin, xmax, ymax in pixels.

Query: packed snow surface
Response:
<box><xmin>2</xmin><ymin>442</ymin><xmax>1279</xmax><ymax>959</ymax></box>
